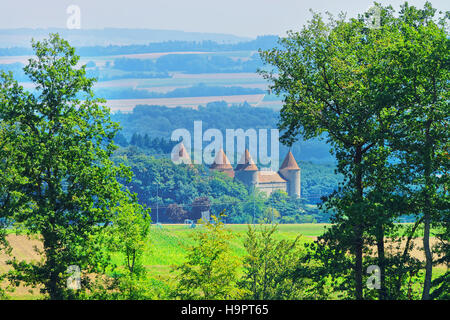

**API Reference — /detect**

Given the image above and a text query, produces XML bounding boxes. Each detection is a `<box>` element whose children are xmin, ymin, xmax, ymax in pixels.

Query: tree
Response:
<box><xmin>105</xmin><ymin>196</ymin><xmax>151</xmax><ymax>299</ymax></box>
<box><xmin>378</xmin><ymin>3</ymin><xmax>449</xmax><ymax>299</ymax></box>
<box><xmin>0</xmin><ymin>116</ymin><xmax>29</xmax><ymax>298</ymax></box>
<box><xmin>166</xmin><ymin>203</ymin><xmax>188</xmax><ymax>223</ymax></box>
<box><xmin>171</xmin><ymin>212</ymin><xmax>242</xmax><ymax>299</ymax></box>
<box><xmin>0</xmin><ymin>34</ymin><xmax>131</xmax><ymax>299</ymax></box>
<box><xmin>190</xmin><ymin>196</ymin><xmax>211</xmax><ymax>221</ymax></box>
<box><xmin>259</xmin><ymin>2</ymin><xmax>449</xmax><ymax>300</ymax></box>
<box><xmin>259</xmin><ymin>9</ymin><xmax>388</xmax><ymax>299</ymax></box>
<box><xmin>239</xmin><ymin>224</ymin><xmax>308</xmax><ymax>299</ymax></box>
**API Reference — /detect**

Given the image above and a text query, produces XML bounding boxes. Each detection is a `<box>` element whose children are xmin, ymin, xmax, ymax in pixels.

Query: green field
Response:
<box><xmin>2</xmin><ymin>223</ymin><xmax>446</xmax><ymax>299</ymax></box>
<box><xmin>113</xmin><ymin>223</ymin><xmax>326</xmax><ymax>279</ymax></box>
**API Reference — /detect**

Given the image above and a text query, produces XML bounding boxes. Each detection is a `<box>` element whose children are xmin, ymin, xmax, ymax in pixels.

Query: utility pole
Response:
<box><xmin>252</xmin><ymin>182</ymin><xmax>256</xmax><ymax>225</ymax></box>
<box><xmin>156</xmin><ymin>181</ymin><xmax>159</xmax><ymax>224</ymax></box>
<box><xmin>271</xmin><ymin>186</ymin><xmax>274</xmax><ymax>224</ymax></box>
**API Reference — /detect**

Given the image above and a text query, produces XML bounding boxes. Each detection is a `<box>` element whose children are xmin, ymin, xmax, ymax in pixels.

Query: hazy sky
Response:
<box><xmin>1</xmin><ymin>0</ymin><xmax>448</xmax><ymax>37</ymax></box>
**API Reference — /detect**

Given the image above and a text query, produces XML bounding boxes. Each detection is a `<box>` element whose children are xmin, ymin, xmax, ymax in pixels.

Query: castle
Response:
<box><xmin>173</xmin><ymin>143</ymin><xmax>301</xmax><ymax>198</ymax></box>
<box><xmin>210</xmin><ymin>149</ymin><xmax>301</xmax><ymax>198</ymax></box>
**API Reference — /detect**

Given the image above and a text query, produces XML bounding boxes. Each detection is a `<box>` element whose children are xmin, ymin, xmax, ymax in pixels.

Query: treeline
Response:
<box><xmin>111</xmin><ymin>102</ymin><xmax>335</xmax><ymax>164</ymax></box>
<box><xmin>0</xmin><ymin>35</ymin><xmax>279</xmax><ymax>57</ymax></box>
<box><xmin>86</xmin><ymin>68</ymin><xmax>170</xmax><ymax>81</ymax></box>
<box><xmin>94</xmin><ymin>84</ymin><xmax>264</xmax><ymax>100</ymax></box>
<box><xmin>115</xmin><ymin>133</ymin><xmax>178</xmax><ymax>154</ymax></box>
<box><xmin>5</xmin><ymin>52</ymin><xmax>265</xmax><ymax>83</ymax></box>
<box><xmin>112</xmin><ymin>53</ymin><xmax>263</xmax><ymax>74</ymax></box>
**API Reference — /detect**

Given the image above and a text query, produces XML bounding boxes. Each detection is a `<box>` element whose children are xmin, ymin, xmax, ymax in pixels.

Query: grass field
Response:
<box><xmin>0</xmin><ymin>223</ymin><xmax>447</xmax><ymax>299</ymax></box>
<box><xmin>139</xmin><ymin>223</ymin><xmax>326</xmax><ymax>271</ymax></box>
<box><xmin>103</xmin><ymin>94</ymin><xmax>266</xmax><ymax>111</ymax></box>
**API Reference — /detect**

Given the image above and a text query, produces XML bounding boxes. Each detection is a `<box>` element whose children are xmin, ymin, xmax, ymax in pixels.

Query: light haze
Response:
<box><xmin>1</xmin><ymin>0</ymin><xmax>448</xmax><ymax>38</ymax></box>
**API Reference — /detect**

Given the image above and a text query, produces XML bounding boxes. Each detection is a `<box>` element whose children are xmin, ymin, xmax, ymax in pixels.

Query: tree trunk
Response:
<box><xmin>422</xmin><ymin>127</ymin><xmax>434</xmax><ymax>300</ymax></box>
<box><xmin>354</xmin><ymin>225</ymin><xmax>364</xmax><ymax>299</ymax></box>
<box><xmin>376</xmin><ymin>225</ymin><xmax>387</xmax><ymax>299</ymax></box>
<box><xmin>354</xmin><ymin>145</ymin><xmax>364</xmax><ymax>300</ymax></box>
<box><xmin>422</xmin><ymin>210</ymin><xmax>433</xmax><ymax>300</ymax></box>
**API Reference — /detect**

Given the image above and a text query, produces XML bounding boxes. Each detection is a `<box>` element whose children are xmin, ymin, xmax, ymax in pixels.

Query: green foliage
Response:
<box><xmin>111</xmin><ymin>102</ymin><xmax>335</xmax><ymax>165</ymax></box>
<box><xmin>0</xmin><ymin>34</ymin><xmax>132</xmax><ymax>299</ymax></box>
<box><xmin>259</xmin><ymin>1</ymin><xmax>449</xmax><ymax>300</ymax></box>
<box><xmin>128</xmin><ymin>134</ymin><xmax>177</xmax><ymax>154</ymax></box>
<box><xmin>170</xmin><ymin>212</ymin><xmax>243</xmax><ymax>299</ymax></box>
<box><xmin>239</xmin><ymin>224</ymin><xmax>309</xmax><ymax>299</ymax></box>
<box><xmin>165</xmin><ymin>203</ymin><xmax>188</xmax><ymax>223</ymax></box>
<box><xmin>105</xmin><ymin>196</ymin><xmax>152</xmax><ymax>299</ymax></box>
<box><xmin>377</xmin><ymin>2</ymin><xmax>449</xmax><ymax>299</ymax></box>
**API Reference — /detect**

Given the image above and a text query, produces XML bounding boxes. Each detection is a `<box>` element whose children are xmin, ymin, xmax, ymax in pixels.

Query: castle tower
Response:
<box><xmin>234</xmin><ymin>149</ymin><xmax>259</xmax><ymax>191</ymax></box>
<box><xmin>210</xmin><ymin>149</ymin><xmax>235</xmax><ymax>178</ymax></box>
<box><xmin>171</xmin><ymin>142</ymin><xmax>192</xmax><ymax>165</ymax></box>
<box><xmin>278</xmin><ymin>151</ymin><xmax>301</xmax><ymax>198</ymax></box>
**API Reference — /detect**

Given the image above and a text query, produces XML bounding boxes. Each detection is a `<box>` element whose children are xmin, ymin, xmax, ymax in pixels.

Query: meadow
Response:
<box><xmin>1</xmin><ymin>223</ymin><xmax>446</xmax><ymax>299</ymax></box>
<box><xmin>139</xmin><ymin>223</ymin><xmax>326</xmax><ymax>272</ymax></box>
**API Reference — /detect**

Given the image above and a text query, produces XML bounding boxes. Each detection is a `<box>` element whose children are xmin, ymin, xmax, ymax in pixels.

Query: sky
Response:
<box><xmin>1</xmin><ymin>0</ymin><xmax>449</xmax><ymax>38</ymax></box>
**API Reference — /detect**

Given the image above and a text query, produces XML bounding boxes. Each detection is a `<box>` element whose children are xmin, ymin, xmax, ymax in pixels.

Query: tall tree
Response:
<box><xmin>259</xmin><ymin>9</ymin><xmax>389</xmax><ymax>299</ymax></box>
<box><xmin>0</xmin><ymin>34</ymin><xmax>132</xmax><ymax>299</ymax></box>
<box><xmin>105</xmin><ymin>196</ymin><xmax>152</xmax><ymax>299</ymax></box>
<box><xmin>380</xmin><ymin>3</ymin><xmax>449</xmax><ymax>299</ymax></box>
<box><xmin>259</xmin><ymin>2</ymin><xmax>449</xmax><ymax>299</ymax></box>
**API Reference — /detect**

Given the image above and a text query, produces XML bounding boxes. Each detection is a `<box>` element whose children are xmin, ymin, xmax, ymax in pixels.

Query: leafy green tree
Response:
<box><xmin>171</xmin><ymin>212</ymin><xmax>242</xmax><ymax>299</ymax></box>
<box><xmin>239</xmin><ymin>224</ymin><xmax>308</xmax><ymax>299</ymax></box>
<box><xmin>259</xmin><ymin>9</ymin><xmax>389</xmax><ymax>299</ymax></box>
<box><xmin>106</xmin><ymin>196</ymin><xmax>151</xmax><ymax>299</ymax></box>
<box><xmin>0</xmin><ymin>34</ymin><xmax>131</xmax><ymax>299</ymax></box>
<box><xmin>259</xmin><ymin>2</ymin><xmax>449</xmax><ymax>299</ymax></box>
<box><xmin>165</xmin><ymin>203</ymin><xmax>188</xmax><ymax>223</ymax></box>
<box><xmin>377</xmin><ymin>3</ymin><xmax>449</xmax><ymax>299</ymax></box>
<box><xmin>0</xmin><ymin>120</ymin><xmax>22</xmax><ymax>299</ymax></box>
<box><xmin>260</xmin><ymin>207</ymin><xmax>280</xmax><ymax>224</ymax></box>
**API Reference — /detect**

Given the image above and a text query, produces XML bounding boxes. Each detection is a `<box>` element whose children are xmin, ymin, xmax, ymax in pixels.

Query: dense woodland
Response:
<box><xmin>112</xmin><ymin>102</ymin><xmax>334</xmax><ymax>163</ymax></box>
<box><xmin>111</xmin><ymin>144</ymin><xmax>332</xmax><ymax>223</ymax></box>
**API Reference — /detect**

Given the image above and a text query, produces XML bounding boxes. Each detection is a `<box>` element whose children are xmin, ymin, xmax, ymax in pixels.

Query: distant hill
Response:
<box><xmin>111</xmin><ymin>102</ymin><xmax>335</xmax><ymax>164</ymax></box>
<box><xmin>0</xmin><ymin>28</ymin><xmax>252</xmax><ymax>48</ymax></box>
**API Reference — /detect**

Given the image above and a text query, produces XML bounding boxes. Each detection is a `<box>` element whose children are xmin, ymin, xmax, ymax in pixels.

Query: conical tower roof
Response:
<box><xmin>235</xmin><ymin>149</ymin><xmax>258</xmax><ymax>171</ymax></box>
<box><xmin>171</xmin><ymin>142</ymin><xmax>191</xmax><ymax>164</ymax></box>
<box><xmin>210</xmin><ymin>149</ymin><xmax>233</xmax><ymax>170</ymax></box>
<box><xmin>279</xmin><ymin>151</ymin><xmax>300</xmax><ymax>170</ymax></box>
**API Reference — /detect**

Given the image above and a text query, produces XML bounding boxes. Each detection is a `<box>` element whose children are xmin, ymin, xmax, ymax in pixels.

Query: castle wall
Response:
<box><xmin>279</xmin><ymin>169</ymin><xmax>300</xmax><ymax>198</ymax></box>
<box><xmin>234</xmin><ymin>170</ymin><xmax>258</xmax><ymax>192</ymax></box>
<box><xmin>256</xmin><ymin>182</ymin><xmax>287</xmax><ymax>196</ymax></box>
